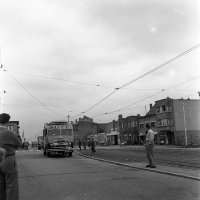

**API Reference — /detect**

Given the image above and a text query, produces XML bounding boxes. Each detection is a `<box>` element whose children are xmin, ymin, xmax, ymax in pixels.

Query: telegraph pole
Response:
<box><xmin>182</xmin><ymin>102</ymin><xmax>188</xmax><ymax>146</ymax></box>
<box><xmin>67</xmin><ymin>114</ymin><xmax>70</xmax><ymax>123</ymax></box>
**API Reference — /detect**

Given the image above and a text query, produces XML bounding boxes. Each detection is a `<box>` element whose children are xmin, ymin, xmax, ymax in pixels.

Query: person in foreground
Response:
<box><xmin>0</xmin><ymin>113</ymin><xmax>22</xmax><ymax>200</ymax></box>
<box><xmin>145</xmin><ymin>124</ymin><xmax>156</xmax><ymax>168</ymax></box>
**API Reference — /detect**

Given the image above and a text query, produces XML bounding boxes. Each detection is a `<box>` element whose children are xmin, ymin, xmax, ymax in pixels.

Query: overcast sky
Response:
<box><xmin>0</xmin><ymin>0</ymin><xmax>200</xmax><ymax>141</ymax></box>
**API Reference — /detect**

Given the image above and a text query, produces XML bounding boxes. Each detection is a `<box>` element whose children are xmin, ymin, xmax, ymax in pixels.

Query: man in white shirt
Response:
<box><xmin>145</xmin><ymin>124</ymin><xmax>156</xmax><ymax>168</ymax></box>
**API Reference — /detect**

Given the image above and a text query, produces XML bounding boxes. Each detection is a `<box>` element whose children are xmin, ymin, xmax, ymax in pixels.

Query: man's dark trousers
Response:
<box><xmin>146</xmin><ymin>143</ymin><xmax>156</xmax><ymax>167</ymax></box>
<box><xmin>0</xmin><ymin>155</ymin><xmax>19</xmax><ymax>200</ymax></box>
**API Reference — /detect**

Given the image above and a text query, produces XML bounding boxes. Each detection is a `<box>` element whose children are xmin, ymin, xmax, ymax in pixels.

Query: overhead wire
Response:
<box><xmin>73</xmin><ymin>43</ymin><xmax>200</xmax><ymax>117</ymax></box>
<box><xmin>9</xmin><ymin>71</ymin><xmax>114</xmax><ymax>89</ymax></box>
<box><xmin>102</xmin><ymin>75</ymin><xmax>200</xmax><ymax>115</ymax></box>
<box><xmin>1</xmin><ymin>66</ymin><xmax>66</xmax><ymax>117</ymax></box>
<box><xmin>9</xmin><ymin>70</ymin><xmax>199</xmax><ymax>92</ymax></box>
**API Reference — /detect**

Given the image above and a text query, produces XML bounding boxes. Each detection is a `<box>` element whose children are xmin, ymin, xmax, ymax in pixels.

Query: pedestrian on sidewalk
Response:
<box><xmin>83</xmin><ymin>140</ymin><xmax>86</xmax><ymax>150</ymax></box>
<box><xmin>145</xmin><ymin>124</ymin><xmax>156</xmax><ymax>168</ymax></box>
<box><xmin>0</xmin><ymin>113</ymin><xmax>22</xmax><ymax>200</ymax></box>
<box><xmin>78</xmin><ymin>139</ymin><xmax>82</xmax><ymax>151</ymax></box>
<box><xmin>90</xmin><ymin>138</ymin><xmax>96</xmax><ymax>156</ymax></box>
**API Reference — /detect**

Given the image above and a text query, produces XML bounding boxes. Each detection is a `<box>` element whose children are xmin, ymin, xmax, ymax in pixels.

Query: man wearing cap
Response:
<box><xmin>0</xmin><ymin>113</ymin><xmax>22</xmax><ymax>200</ymax></box>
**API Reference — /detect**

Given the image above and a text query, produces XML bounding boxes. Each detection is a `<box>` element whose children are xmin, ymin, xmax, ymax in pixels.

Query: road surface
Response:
<box><xmin>17</xmin><ymin>150</ymin><xmax>200</xmax><ymax>200</ymax></box>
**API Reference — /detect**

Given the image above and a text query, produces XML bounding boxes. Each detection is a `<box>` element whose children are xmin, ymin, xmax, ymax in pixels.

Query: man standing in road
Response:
<box><xmin>0</xmin><ymin>113</ymin><xmax>22</xmax><ymax>200</ymax></box>
<box><xmin>145</xmin><ymin>124</ymin><xmax>156</xmax><ymax>168</ymax></box>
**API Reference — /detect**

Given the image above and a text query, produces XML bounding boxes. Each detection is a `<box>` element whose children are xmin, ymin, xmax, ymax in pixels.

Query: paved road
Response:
<box><xmin>17</xmin><ymin>150</ymin><xmax>200</xmax><ymax>200</ymax></box>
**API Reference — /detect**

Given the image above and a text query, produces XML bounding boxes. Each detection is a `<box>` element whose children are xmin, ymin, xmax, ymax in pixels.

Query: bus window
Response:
<box><xmin>61</xmin><ymin>129</ymin><xmax>72</xmax><ymax>136</ymax></box>
<box><xmin>48</xmin><ymin>129</ymin><xmax>60</xmax><ymax>136</ymax></box>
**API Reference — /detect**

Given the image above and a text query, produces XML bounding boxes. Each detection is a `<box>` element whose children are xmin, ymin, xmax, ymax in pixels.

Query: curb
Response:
<box><xmin>75</xmin><ymin>150</ymin><xmax>200</xmax><ymax>182</ymax></box>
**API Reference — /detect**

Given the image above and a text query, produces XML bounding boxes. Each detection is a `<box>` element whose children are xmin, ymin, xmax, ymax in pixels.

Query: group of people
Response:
<box><xmin>78</xmin><ymin>138</ymin><xmax>96</xmax><ymax>156</ymax></box>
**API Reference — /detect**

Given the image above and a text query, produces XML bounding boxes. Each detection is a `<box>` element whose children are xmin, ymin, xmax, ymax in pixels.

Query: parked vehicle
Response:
<box><xmin>31</xmin><ymin>141</ymin><xmax>37</xmax><ymax>148</ymax></box>
<box><xmin>43</xmin><ymin>121</ymin><xmax>74</xmax><ymax>157</ymax></box>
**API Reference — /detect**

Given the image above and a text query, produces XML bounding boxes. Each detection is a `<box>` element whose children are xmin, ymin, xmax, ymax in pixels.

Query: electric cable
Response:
<box><xmin>9</xmin><ymin>71</ymin><xmax>199</xmax><ymax>92</ymax></box>
<box><xmin>9</xmin><ymin>71</ymin><xmax>114</xmax><ymax>89</ymax></box>
<box><xmin>1</xmin><ymin>66</ymin><xmax>65</xmax><ymax>117</ymax></box>
<box><xmin>102</xmin><ymin>75</ymin><xmax>200</xmax><ymax>115</ymax></box>
<box><xmin>75</xmin><ymin>43</ymin><xmax>200</xmax><ymax>117</ymax></box>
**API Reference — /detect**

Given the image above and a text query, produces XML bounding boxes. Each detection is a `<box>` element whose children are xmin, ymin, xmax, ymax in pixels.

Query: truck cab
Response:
<box><xmin>43</xmin><ymin>121</ymin><xmax>74</xmax><ymax>157</ymax></box>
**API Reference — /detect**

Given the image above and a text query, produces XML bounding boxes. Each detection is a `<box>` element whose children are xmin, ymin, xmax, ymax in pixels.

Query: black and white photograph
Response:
<box><xmin>0</xmin><ymin>0</ymin><xmax>200</xmax><ymax>200</ymax></box>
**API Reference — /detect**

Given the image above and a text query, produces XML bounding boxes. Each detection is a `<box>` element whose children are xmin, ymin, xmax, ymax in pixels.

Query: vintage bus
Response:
<box><xmin>43</xmin><ymin>121</ymin><xmax>74</xmax><ymax>157</ymax></box>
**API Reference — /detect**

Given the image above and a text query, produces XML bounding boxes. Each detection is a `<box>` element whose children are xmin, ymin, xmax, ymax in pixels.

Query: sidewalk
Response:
<box><xmin>94</xmin><ymin>144</ymin><xmax>200</xmax><ymax>151</ymax></box>
<box><xmin>75</xmin><ymin>145</ymin><xmax>200</xmax><ymax>181</ymax></box>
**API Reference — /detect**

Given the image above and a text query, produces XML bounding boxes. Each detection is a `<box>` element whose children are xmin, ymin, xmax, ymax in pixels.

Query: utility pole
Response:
<box><xmin>67</xmin><ymin>114</ymin><xmax>70</xmax><ymax>123</ymax></box>
<box><xmin>182</xmin><ymin>102</ymin><xmax>188</xmax><ymax>146</ymax></box>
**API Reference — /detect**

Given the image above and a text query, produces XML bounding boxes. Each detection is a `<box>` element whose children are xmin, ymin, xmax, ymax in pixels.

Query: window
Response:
<box><xmin>165</xmin><ymin>105</ymin><xmax>171</xmax><ymax>112</ymax></box>
<box><xmin>156</xmin><ymin>107</ymin><xmax>161</xmax><ymax>113</ymax></box>
<box><xmin>61</xmin><ymin>129</ymin><xmax>72</xmax><ymax>136</ymax></box>
<box><xmin>151</xmin><ymin>122</ymin><xmax>156</xmax><ymax>127</ymax></box>
<box><xmin>8</xmin><ymin>125</ymin><xmax>14</xmax><ymax>131</ymax></box>
<box><xmin>157</xmin><ymin>119</ymin><xmax>172</xmax><ymax>126</ymax></box>
<box><xmin>48</xmin><ymin>129</ymin><xmax>60</xmax><ymax>136</ymax></box>
<box><xmin>162</xmin><ymin>106</ymin><xmax>166</xmax><ymax>112</ymax></box>
<box><xmin>140</xmin><ymin>123</ymin><xmax>144</xmax><ymax>128</ymax></box>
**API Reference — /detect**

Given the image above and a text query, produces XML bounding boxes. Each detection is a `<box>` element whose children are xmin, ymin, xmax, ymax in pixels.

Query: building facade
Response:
<box><xmin>139</xmin><ymin>104</ymin><xmax>157</xmax><ymax>144</ymax></box>
<box><xmin>8</xmin><ymin>121</ymin><xmax>21</xmax><ymax>141</ymax></box>
<box><xmin>154</xmin><ymin>98</ymin><xmax>175</xmax><ymax>145</ymax></box>
<box><xmin>98</xmin><ymin>120</ymin><xmax>120</xmax><ymax>145</ymax></box>
<box><xmin>74</xmin><ymin>98</ymin><xmax>200</xmax><ymax>146</ymax></box>
<box><xmin>118</xmin><ymin>114</ymin><xmax>140</xmax><ymax>145</ymax></box>
<box><xmin>140</xmin><ymin>98</ymin><xmax>200</xmax><ymax>146</ymax></box>
<box><xmin>75</xmin><ymin>116</ymin><xmax>98</xmax><ymax>144</ymax></box>
<box><xmin>173</xmin><ymin>99</ymin><xmax>200</xmax><ymax>146</ymax></box>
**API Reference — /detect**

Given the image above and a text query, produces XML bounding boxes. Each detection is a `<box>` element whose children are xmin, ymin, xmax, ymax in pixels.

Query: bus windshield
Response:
<box><xmin>61</xmin><ymin>129</ymin><xmax>72</xmax><ymax>136</ymax></box>
<box><xmin>47</xmin><ymin>129</ymin><xmax>60</xmax><ymax>136</ymax></box>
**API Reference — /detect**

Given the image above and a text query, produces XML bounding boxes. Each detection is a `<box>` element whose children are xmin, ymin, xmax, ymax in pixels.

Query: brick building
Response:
<box><xmin>118</xmin><ymin>114</ymin><xmax>140</xmax><ymax>145</ymax></box>
<box><xmin>75</xmin><ymin>116</ymin><xmax>98</xmax><ymax>144</ymax></box>
<box><xmin>139</xmin><ymin>104</ymin><xmax>157</xmax><ymax>144</ymax></box>
<box><xmin>139</xmin><ymin>97</ymin><xmax>200</xmax><ymax>146</ymax></box>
